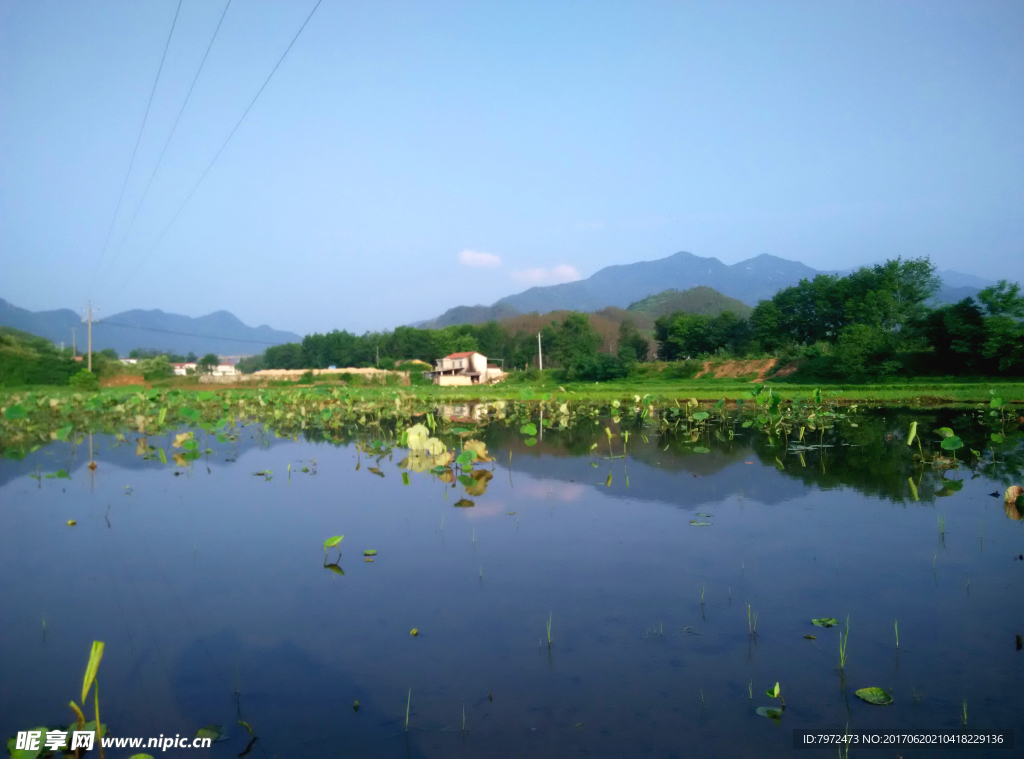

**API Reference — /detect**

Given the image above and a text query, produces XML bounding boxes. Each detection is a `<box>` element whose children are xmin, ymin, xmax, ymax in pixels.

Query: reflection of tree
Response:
<box><xmin>744</xmin><ymin>410</ymin><xmax>1023</xmax><ymax>505</ymax></box>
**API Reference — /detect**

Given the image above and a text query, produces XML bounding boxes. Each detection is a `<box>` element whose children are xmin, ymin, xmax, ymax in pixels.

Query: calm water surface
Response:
<box><xmin>1</xmin><ymin>410</ymin><xmax>1022</xmax><ymax>757</ymax></box>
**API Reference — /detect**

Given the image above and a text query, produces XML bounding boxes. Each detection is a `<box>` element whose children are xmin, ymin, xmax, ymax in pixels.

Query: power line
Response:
<box><xmin>109</xmin><ymin>0</ymin><xmax>323</xmax><ymax>297</ymax></box>
<box><xmin>97</xmin><ymin>0</ymin><xmax>234</xmax><ymax>291</ymax></box>
<box><xmin>88</xmin><ymin>0</ymin><xmax>184</xmax><ymax>297</ymax></box>
<box><xmin>95</xmin><ymin>319</ymin><xmax>292</xmax><ymax>346</ymax></box>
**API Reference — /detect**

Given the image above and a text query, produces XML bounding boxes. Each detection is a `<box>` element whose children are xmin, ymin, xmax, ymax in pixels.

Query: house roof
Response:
<box><xmin>444</xmin><ymin>351</ymin><xmax>479</xmax><ymax>359</ymax></box>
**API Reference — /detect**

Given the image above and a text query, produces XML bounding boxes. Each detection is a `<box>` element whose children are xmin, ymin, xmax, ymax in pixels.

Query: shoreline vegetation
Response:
<box><xmin>2</xmin><ymin>258</ymin><xmax>1022</xmax><ymax>398</ymax></box>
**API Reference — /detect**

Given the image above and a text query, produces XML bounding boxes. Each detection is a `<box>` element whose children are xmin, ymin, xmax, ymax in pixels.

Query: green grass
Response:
<box><xmin>3</xmin><ymin>375</ymin><xmax>1022</xmax><ymax>409</ymax></box>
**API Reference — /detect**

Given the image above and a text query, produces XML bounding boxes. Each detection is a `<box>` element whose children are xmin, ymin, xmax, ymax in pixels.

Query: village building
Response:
<box><xmin>172</xmin><ymin>362</ymin><xmax>239</xmax><ymax>377</ymax></box>
<box><xmin>425</xmin><ymin>352</ymin><xmax>505</xmax><ymax>386</ymax></box>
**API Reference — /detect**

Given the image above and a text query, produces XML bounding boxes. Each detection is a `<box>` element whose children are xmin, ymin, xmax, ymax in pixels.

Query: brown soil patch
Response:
<box><xmin>101</xmin><ymin>375</ymin><xmax>148</xmax><ymax>388</ymax></box>
<box><xmin>769</xmin><ymin>361</ymin><xmax>802</xmax><ymax>379</ymax></box>
<box><xmin>694</xmin><ymin>359</ymin><xmax>777</xmax><ymax>380</ymax></box>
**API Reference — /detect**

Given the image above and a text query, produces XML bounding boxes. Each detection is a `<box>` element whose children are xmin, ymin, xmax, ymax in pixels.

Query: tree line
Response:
<box><xmin>238</xmin><ymin>257</ymin><xmax>1022</xmax><ymax>379</ymax></box>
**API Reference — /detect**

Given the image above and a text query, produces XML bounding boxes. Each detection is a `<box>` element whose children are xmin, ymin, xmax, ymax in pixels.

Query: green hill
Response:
<box><xmin>626</xmin><ymin>286</ymin><xmax>753</xmax><ymax>319</ymax></box>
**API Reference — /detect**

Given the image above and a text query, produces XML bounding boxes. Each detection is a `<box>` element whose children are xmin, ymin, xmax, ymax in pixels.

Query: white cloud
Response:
<box><xmin>512</xmin><ymin>264</ymin><xmax>582</xmax><ymax>285</ymax></box>
<box><xmin>459</xmin><ymin>249</ymin><xmax>501</xmax><ymax>267</ymax></box>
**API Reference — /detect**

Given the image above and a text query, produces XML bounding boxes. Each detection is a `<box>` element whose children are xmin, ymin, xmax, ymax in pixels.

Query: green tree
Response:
<box><xmin>550</xmin><ymin>313</ymin><xmax>601</xmax><ymax>367</ymax></box>
<box><xmin>617</xmin><ymin>319</ymin><xmax>650</xmax><ymax>363</ymax></box>
<box><xmin>978</xmin><ymin>280</ymin><xmax>1024</xmax><ymax>318</ymax></box>
<box><xmin>198</xmin><ymin>353</ymin><xmax>219</xmax><ymax>373</ymax></box>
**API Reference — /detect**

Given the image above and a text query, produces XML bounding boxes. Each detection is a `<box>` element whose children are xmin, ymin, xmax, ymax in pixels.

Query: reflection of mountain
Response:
<box><xmin>0</xmin><ymin>425</ymin><xmax>283</xmax><ymax>490</ymax></box>
<box><xmin>468</xmin><ymin>409</ymin><xmax>1020</xmax><ymax>507</ymax></box>
<box><xmin>476</xmin><ymin>425</ymin><xmax>809</xmax><ymax>508</ymax></box>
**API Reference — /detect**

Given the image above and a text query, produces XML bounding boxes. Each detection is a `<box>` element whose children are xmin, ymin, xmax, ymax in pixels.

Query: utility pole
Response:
<box><xmin>86</xmin><ymin>302</ymin><xmax>93</xmax><ymax>372</ymax></box>
<box><xmin>537</xmin><ymin>332</ymin><xmax>543</xmax><ymax>370</ymax></box>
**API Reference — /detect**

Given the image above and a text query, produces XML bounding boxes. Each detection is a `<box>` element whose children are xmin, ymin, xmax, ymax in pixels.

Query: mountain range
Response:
<box><xmin>0</xmin><ymin>299</ymin><xmax>300</xmax><ymax>357</ymax></box>
<box><xmin>417</xmin><ymin>251</ymin><xmax>992</xmax><ymax>328</ymax></box>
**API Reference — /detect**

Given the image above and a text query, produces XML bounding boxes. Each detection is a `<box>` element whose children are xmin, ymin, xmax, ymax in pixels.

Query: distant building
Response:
<box><xmin>172</xmin><ymin>362</ymin><xmax>238</xmax><ymax>377</ymax></box>
<box><xmin>425</xmin><ymin>352</ymin><xmax>505</xmax><ymax>386</ymax></box>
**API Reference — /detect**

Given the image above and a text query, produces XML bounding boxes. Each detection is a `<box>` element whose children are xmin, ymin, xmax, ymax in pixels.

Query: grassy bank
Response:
<box><xmin>3</xmin><ymin>376</ymin><xmax>1021</xmax><ymax>408</ymax></box>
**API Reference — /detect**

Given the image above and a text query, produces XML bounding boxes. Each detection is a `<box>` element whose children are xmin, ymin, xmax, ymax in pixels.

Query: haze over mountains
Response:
<box><xmin>0</xmin><ymin>299</ymin><xmax>299</xmax><ymax>356</ymax></box>
<box><xmin>1</xmin><ymin>251</ymin><xmax>997</xmax><ymax>353</ymax></box>
<box><xmin>418</xmin><ymin>251</ymin><xmax>992</xmax><ymax>328</ymax></box>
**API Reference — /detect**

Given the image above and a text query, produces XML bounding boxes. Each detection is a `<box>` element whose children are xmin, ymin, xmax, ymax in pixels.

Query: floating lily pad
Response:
<box><xmin>940</xmin><ymin>436</ymin><xmax>963</xmax><ymax>452</ymax></box>
<box><xmin>520</xmin><ymin>423</ymin><xmax>537</xmax><ymax>436</ymax></box>
<box><xmin>195</xmin><ymin>724</ymin><xmax>228</xmax><ymax>742</ymax></box>
<box><xmin>854</xmin><ymin>687</ymin><xmax>893</xmax><ymax>705</ymax></box>
<box><xmin>811</xmin><ymin>617</ymin><xmax>838</xmax><ymax>627</ymax></box>
<box><xmin>363</xmin><ymin>550</ymin><xmax>377</xmax><ymax>556</ymax></box>
<box><xmin>755</xmin><ymin>706</ymin><xmax>784</xmax><ymax>719</ymax></box>
<box><xmin>689</xmin><ymin>521</ymin><xmax>712</xmax><ymax>527</ymax></box>
<box><xmin>804</xmin><ymin>634</ymin><xmax>816</xmax><ymax>640</ymax></box>
<box><xmin>454</xmin><ymin>498</ymin><xmax>475</xmax><ymax>508</ymax></box>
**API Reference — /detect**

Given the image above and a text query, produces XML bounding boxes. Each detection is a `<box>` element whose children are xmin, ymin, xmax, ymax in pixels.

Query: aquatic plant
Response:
<box><xmin>854</xmin><ymin>687</ymin><xmax>892</xmax><ymax>705</ymax></box>
<box><xmin>747</xmin><ymin>604</ymin><xmax>758</xmax><ymax>637</ymax></box>
<box><xmin>837</xmin><ymin>617</ymin><xmax>850</xmax><ymax>671</ymax></box>
<box><xmin>546</xmin><ymin>612</ymin><xmax>553</xmax><ymax>647</ymax></box>
<box><xmin>756</xmin><ymin>682</ymin><xmax>785</xmax><ymax>720</ymax></box>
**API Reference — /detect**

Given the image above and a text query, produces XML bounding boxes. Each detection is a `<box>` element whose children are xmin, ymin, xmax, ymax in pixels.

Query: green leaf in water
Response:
<box><xmin>811</xmin><ymin>618</ymin><xmax>838</xmax><ymax>628</ymax></box>
<box><xmin>693</xmin><ymin>446</ymin><xmax>710</xmax><ymax>454</ymax></box>
<box><xmin>854</xmin><ymin>687</ymin><xmax>892</xmax><ymax>705</ymax></box>
<box><xmin>81</xmin><ymin>640</ymin><xmax>105</xmax><ymax>703</ymax></box>
<box><xmin>45</xmin><ymin>469</ymin><xmax>71</xmax><ymax>480</ymax></box>
<box><xmin>323</xmin><ymin>536</ymin><xmax>344</xmax><ymax>551</ymax></box>
<box><xmin>524</xmin><ymin>437</ymin><xmax>537</xmax><ymax>446</ymax></box>
<box><xmin>194</xmin><ymin>724</ymin><xmax>228</xmax><ymax>742</ymax></box>
<box><xmin>455</xmin><ymin>450</ymin><xmax>477</xmax><ymax>466</ymax></box>
<box><xmin>3</xmin><ymin>404</ymin><xmax>27</xmax><ymax>420</ymax></box>
<box><xmin>454</xmin><ymin>498</ymin><xmax>475</xmax><ymax>508</ymax></box>
<box><xmin>755</xmin><ymin>706</ymin><xmax>784</xmax><ymax>719</ymax></box>
<box><xmin>216</xmin><ymin>433</ymin><xmax>228</xmax><ymax>444</ymax></box>
<box><xmin>692</xmin><ymin>411</ymin><xmax>709</xmax><ymax>421</ymax></box>
<box><xmin>520</xmin><ymin>423</ymin><xmax>537</xmax><ymax>436</ymax></box>
<box><xmin>940</xmin><ymin>436</ymin><xmax>963</xmax><ymax>451</ymax></box>
<box><xmin>363</xmin><ymin>550</ymin><xmax>377</xmax><ymax>556</ymax></box>
<box><xmin>934</xmin><ymin>427</ymin><xmax>954</xmax><ymax>439</ymax></box>
<box><xmin>689</xmin><ymin>521</ymin><xmax>712</xmax><ymax>527</ymax></box>
<box><xmin>906</xmin><ymin>421</ymin><xmax>917</xmax><ymax>446</ymax></box>
<box><xmin>55</xmin><ymin>425</ymin><xmax>73</xmax><ymax>441</ymax></box>
<box><xmin>766</xmin><ymin>682</ymin><xmax>780</xmax><ymax>698</ymax></box>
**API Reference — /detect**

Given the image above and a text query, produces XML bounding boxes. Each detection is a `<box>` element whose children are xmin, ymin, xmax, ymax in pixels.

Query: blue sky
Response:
<box><xmin>2</xmin><ymin>0</ymin><xmax>1021</xmax><ymax>334</ymax></box>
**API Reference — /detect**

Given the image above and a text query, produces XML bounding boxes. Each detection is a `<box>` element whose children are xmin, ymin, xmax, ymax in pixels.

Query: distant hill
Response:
<box><xmin>0</xmin><ymin>299</ymin><xmax>300</xmax><ymax>356</ymax></box>
<box><xmin>415</xmin><ymin>251</ymin><xmax>816</xmax><ymax>327</ymax></box>
<box><xmin>415</xmin><ymin>250</ymin><xmax>996</xmax><ymax>327</ymax></box>
<box><xmin>627</xmin><ymin>286</ymin><xmax>753</xmax><ymax>320</ymax></box>
<box><xmin>495</xmin><ymin>252</ymin><xmax>816</xmax><ymax>314</ymax></box>
<box><xmin>415</xmin><ymin>302</ymin><xmax>521</xmax><ymax>329</ymax></box>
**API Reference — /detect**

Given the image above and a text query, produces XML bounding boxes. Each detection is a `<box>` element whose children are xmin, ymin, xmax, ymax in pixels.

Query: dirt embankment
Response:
<box><xmin>100</xmin><ymin>375</ymin><xmax>148</xmax><ymax>388</ymax></box>
<box><xmin>693</xmin><ymin>359</ymin><xmax>803</xmax><ymax>382</ymax></box>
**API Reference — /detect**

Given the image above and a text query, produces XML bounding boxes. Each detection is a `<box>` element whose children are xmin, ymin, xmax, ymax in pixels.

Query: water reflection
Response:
<box><xmin>1</xmin><ymin>409</ymin><xmax>1022</xmax><ymax>757</ymax></box>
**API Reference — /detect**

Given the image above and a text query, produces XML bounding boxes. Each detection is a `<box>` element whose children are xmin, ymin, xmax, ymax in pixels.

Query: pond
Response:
<box><xmin>1</xmin><ymin>395</ymin><xmax>1022</xmax><ymax>757</ymax></box>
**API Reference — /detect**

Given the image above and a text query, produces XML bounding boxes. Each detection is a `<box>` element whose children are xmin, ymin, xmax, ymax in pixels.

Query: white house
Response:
<box><xmin>172</xmin><ymin>362</ymin><xmax>238</xmax><ymax>377</ymax></box>
<box><xmin>426</xmin><ymin>352</ymin><xmax>505</xmax><ymax>386</ymax></box>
